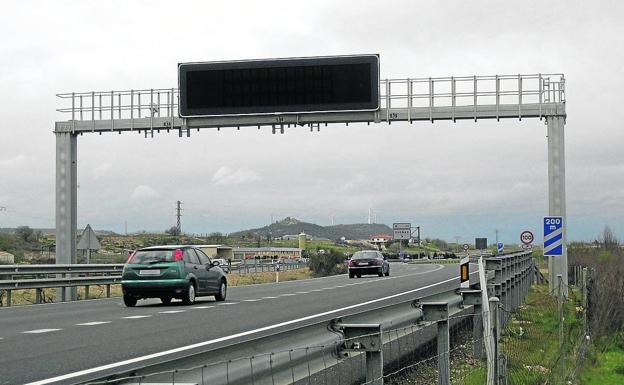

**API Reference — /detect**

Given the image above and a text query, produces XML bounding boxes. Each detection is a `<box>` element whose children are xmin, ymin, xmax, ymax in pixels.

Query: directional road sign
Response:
<box><xmin>462</xmin><ymin>244</ymin><xmax>470</xmax><ymax>251</ymax></box>
<box><xmin>497</xmin><ymin>243</ymin><xmax>504</xmax><ymax>253</ymax></box>
<box><xmin>393</xmin><ymin>223</ymin><xmax>411</xmax><ymax>240</ymax></box>
<box><xmin>543</xmin><ymin>216</ymin><xmax>563</xmax><ymax>256</ymax></box>
<box><xmin>520</xmin><ymin>230</ymin><xmax>534</xmax><ymax>245</ymax></box>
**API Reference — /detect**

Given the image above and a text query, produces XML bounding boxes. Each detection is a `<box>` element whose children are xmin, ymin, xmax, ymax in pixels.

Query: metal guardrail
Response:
<box><xmin>0</xmin><ymin>264</ymin><xmax>124</xmax><ymax>306</ymax></box>
<box><xmin>0</xmin><ymin>262</ymin><xmax>307</xmax><ymax>307</ymax></box>
<box><xmin>70</xmin><ymin>251</ymin><xmax>535</xmax><ymax>385</ymax></box>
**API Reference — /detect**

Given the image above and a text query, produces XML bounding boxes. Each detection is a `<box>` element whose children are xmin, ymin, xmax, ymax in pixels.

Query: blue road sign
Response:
<box><xmin>543</xmin><ymin>216</ymin><xmax>563</xmax><ymax>256</ymax></box>
<box><xmin>497</xmin><ymin>243</ymin><xmax>504</xmax><ymax>253</ymax></box>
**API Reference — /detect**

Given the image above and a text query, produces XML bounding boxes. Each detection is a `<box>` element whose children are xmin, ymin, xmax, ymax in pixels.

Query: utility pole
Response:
<box><xmin>368</xmin><ymin>208</ymin><xmax>371</xmax><ymax>224</ymax></box>
<box><xmin>175</xmin><ymin>201</ymin><xmax>182</xmax><ymax>241</ymax></box>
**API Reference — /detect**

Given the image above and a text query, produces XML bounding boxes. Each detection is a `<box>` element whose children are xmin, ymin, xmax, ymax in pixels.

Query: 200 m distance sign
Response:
<box><xmin>543</xmin><ymin>217</ymin><xmax>563</xmax><ymax>256</ymax></box>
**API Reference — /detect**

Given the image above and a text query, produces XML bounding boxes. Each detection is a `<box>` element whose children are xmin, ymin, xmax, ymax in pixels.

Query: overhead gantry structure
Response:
<box><xmin>55</xmin><ymin>73</ymin><xmax>567</xmax><ymax>295</ymax></box>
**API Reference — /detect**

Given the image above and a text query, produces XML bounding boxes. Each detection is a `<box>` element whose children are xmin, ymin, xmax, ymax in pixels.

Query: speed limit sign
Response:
<box><xmin>520</xmin><ymin>230</ymin><xmax>534</xmax><ymax>245</ymax></box>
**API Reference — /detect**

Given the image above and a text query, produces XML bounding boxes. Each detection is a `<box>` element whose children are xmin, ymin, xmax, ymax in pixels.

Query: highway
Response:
<box><xmin>0</xmin><ymin>262</ymin><xmax>460</xmax><ymax>385</ymax></box>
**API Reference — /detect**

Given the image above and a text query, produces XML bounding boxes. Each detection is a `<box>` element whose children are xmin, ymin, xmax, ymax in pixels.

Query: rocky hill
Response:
<box><xmin>229</xmin><ymin>217</ymin><xmax>393</xmax><ymax>240</ymax></box>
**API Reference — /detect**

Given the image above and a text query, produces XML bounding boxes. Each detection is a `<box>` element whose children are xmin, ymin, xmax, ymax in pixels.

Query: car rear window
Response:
<box><xmin>129</xmin><ymin>249</ymin><xmax>176</xmax><ymax>264</ymax></box>
<box><xmin>352</xmin><ymin>251</ymin><xmax>379</xmax><ymax>260</ymax></box>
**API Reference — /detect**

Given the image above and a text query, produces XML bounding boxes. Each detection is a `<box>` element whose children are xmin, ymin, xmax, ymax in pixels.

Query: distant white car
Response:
<box><xmin>211</xmin><ymin>258</ymin><xmax>229</xmax><ymax>272</ymax></box>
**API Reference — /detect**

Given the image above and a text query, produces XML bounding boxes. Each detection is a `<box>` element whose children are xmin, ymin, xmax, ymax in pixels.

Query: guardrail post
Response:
<box><xmin>337</xmin><ymin>323</ymin><xmax>383</xmax><ymax>385</ymax></box>
<box><xmin>489</xmin><ymin>297</ymin><xmax>500</xmax><ymax>385</ymax></box>
<box><xmin>438</xmin><ymin>319</ymin><xmax>450</xmax><ymax>385</ymax></box>
<box><xmin>35</xmin><ymin>288</ymin><xmax>42</xmax><ymax>304</ymax></box>
<box><xmin>474</xmin><ymin>302</ymin><xmax>484</xmax><ymax>359</ymax></box>
<box><xmin>6</xmin><ymin>289</ymin><xmax>11</xmax><ymax>307</ymax></box>
<box><xmin>84</xmin><ymin>285</ymin><xmax>89</xmax><ymax>300</ymax></box>
<box><xmin>106</xmin><ymin>284</ymin><xmax>111</xmax><ymax>298</ymax></box>
<box><xmin>422</xmin><ymin>302</ymin><xmax>450</xmax><ymax>385</ymax></box>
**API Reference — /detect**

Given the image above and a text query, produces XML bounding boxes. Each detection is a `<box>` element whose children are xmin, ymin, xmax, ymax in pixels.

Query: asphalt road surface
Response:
<box><xmin>0</xmin><ymin>262</ymin><xmax>460</xmax><ymax>385</ymax></box>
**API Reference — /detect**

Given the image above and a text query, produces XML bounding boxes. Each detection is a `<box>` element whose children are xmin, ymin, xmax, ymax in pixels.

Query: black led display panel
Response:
<box><xmin>178</xmin><ymin>55</ymin><xmax>379</xmax><ymax>117</ymax></box>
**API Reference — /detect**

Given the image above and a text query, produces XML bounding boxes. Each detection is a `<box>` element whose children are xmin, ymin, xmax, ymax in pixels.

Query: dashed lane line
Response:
<box><xmin>76</xmin><ymin>321</ymin><xmax>112</xmax><ymax>326</ymax></box>
<box><xmin>158</xmin><ymin>310</ymin><xmax>186</xmax><ymax>314</ymax></box>
<box><xmin>193</xmin><ymin>306</ymin><xmax>215</xmax><ymax>309</ymax></box>
<box><xmin>122</xmin><ymin>315</ymin><xmax>152</xmax><ymax>319</ymax></box>
<box><xmin>242</xmin><ymin>299</ymin><xmax>262</xmax><ymax>302</ymax></box>
<box><xmin>22</xmin><ymin>329</ymin><xmax>63</xmax><ymax>334</ymax></box>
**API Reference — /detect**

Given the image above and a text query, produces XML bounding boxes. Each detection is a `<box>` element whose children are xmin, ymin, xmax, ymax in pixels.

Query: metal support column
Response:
<box><xmin>55</xmin><ymin>131</ymin><xmax>78</xmax><ymax>301</ymax></box>
<box><xmin>547</xmin><ymin>116</ymin><xmax>568</xmax><ymax>294</ymax></box>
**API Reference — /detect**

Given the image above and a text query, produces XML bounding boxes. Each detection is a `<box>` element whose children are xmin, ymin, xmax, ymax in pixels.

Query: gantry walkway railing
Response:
<box><xmin>55</xmin><ymin>73</ymin><xmax>565</xmax><ymax>135</ymax></box>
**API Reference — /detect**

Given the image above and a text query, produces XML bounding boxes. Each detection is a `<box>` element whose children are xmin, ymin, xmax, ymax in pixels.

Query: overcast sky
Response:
<box><xmin>0</xmin><ymin>0</ymin><xmax>622</xmax><ymax>244</ymax></box>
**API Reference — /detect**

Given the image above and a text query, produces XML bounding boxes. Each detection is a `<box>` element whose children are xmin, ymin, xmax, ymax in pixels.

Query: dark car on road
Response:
<box><xmin>347</xmin><ymin>250</ymin><xmax>390</xmax><ymax>278</ymax></box>
<box><xmin>121</xmin><ymin>245</ymin><xmax>227</xmax><ymax>307</ymax></box>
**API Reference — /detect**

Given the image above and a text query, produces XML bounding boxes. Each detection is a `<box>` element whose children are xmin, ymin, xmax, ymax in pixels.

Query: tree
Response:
<box><xmin>165</xmin><ymin>226</ymin><xmax>180</xmax><ymax>236</ymax></box>
<box><xmin>599</xmin><ymin>226</ymin><xmax>619</xmax><ymax>250</ymax></box>
<box><xmin>15</xmin><ymin>226</ymin><xmax>35</xmax><ymax>242</ymax></box>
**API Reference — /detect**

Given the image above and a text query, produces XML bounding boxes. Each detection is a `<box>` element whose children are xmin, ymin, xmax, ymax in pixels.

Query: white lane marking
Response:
<box><xmin>217</xmin><ymin>302</ymin><xmax>238</xmax><ymax>305</ymax></box>
<box><xmin>262</xmin><ymin>296</ymin><xmax>278</xmax><ymax>299</ymax></box>
<box><xmin>310</xmin><ymin>289</ymin><xmax>323</xmax><ymax>292</ymax></box>
<box><xmin>76</xmin><ymin>321</ymin><xmax>111</xmax><ymax>326</ymax></box>
<box><xmin>22</xmin><ymin>329</ymin><xmax>62</xmax><ymax>334</ymax></box>
<box><xmin>158</xmin><ymin>310</ymin><xmax>186</xmax><ymax>314</ymax></box>
<box><xmin>334</xmin><ymin>285</ymin><xmax>346</xmax><ymax>288</ymax></box>
<box><xmin>26</xmin><ymin>273</ymin><xmax>463</xmax><ymax>385</ymax></box>
<box><xmin>295</xmin><ymin>291</ymin><xmax>309</xmax><ymax>294</ymax></box>
<box><xmin>280</xmin><ymin>293</ymin><xmax>296</xmax><ymax>296</ymax></box>
<box><xmin>122</xmin><ymin>315</ymin><xmax>152</xmax><ymax>319</ymax></box>
<box><xmin>242</xmin><ymin>299</ymin><xmax>262</xmax><ymax>302</ymax></box>
<box><xmin>193</xmin><ymin>306</ymin><xmax>215</xmax><ymax>309</ymax></box>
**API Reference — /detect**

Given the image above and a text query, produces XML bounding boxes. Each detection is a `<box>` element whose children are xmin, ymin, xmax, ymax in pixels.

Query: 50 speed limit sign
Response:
<box><xmin>520</xmin><ymin>230</ymin><xmax>534</xmax><ymax>245</ymax></box>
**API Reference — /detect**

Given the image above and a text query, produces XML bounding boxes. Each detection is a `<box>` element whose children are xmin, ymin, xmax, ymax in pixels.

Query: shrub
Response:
<box><xmin>308</xmin><ymin>249</ymin><xmax>346</xmax><ymax>276</ymax></box>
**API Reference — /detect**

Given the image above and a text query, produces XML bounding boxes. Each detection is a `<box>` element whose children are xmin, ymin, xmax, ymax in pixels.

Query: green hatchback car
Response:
<box><xmin>121</xmin><ymin>245</ymin><xmax>227</xmax><ymax>307</ymax></box>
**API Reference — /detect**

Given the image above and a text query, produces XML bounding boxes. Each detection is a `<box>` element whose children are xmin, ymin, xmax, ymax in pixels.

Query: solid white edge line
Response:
<box><xmin>26</xmin><ymin>271</ymin><xmax>462</xmax><ymax>385</ymax></box>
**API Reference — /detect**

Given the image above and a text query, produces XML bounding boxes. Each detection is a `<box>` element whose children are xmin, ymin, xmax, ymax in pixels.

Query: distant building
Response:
<box><xmin>232</xmin><ymin>247</ymin><xmax>302</xmax><ymax>260</ymax></box>
<box><xmin>195</xmin><ymin>245</ymin><xmax>234</xmax><ymax>260</ymax></box>
<box><xmin>370</xmin><ymin>234</ymin><xmax>392</xmax><ymax>249</ymax></box>
<box><xmin>0</xmin><ymin>251</ymin><xmax>15</xmax><ymax>264</ymax></box>
<box><xmin>275</xmin><ymin>234</ymin><xmax>312</xmax><ymax>241</ymax></box>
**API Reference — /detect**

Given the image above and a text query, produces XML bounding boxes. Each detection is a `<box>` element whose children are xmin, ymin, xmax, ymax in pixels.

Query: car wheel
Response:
<box><xmin>349</xmin><ymin>271</ymin><xmax>355</xmax><ymax>279</ymax></box>
<box><xmin>182</xmin><ymin>281</ymin><xmax>196</xmax><ymax>305</ymax></box>
<box><xmin>123</xmin><ymin>294</ymin><xmax>137</xmax><ymax>307</ymax></box>
<box><xmin>356</xmin><ymin>273</ymin><xmax>361</xmax><ymax>278</ymax></box>
<box><xmin>385</xmin><ymin>269</ymin><xmax>390</xmax><ymax>277</ymax></box>
<box><xmin>215</xmin><ymin>280</ymin><xmax>227</xmax><ymax>302</ymax></box>
<box><xmin>160</xmin><ymin>296</ymin><xmax>172</xmax><ymax>305</ymax></box>
<box><xmin>378</xmin><ymin>268</ymin><xmax>384</xmax><ymax>277</ymax></box>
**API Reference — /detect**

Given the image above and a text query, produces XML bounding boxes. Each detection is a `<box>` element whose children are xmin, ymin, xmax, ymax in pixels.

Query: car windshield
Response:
<box><xmin>129</xmin><ymin>249</ymin><xmax>176</xmax><ymax>264</ymax></box>
<box><xmin>352</xmin><ymin>251</ymin><xmax>379</xmax><ymax>260</ymax></box>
